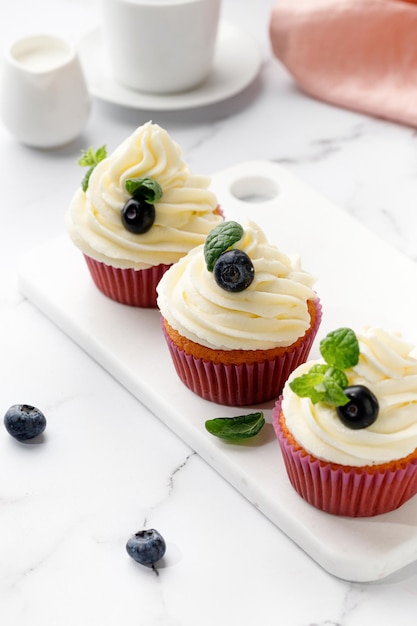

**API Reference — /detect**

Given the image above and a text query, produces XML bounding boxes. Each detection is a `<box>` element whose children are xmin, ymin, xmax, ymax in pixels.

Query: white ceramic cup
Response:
<box><xmin>100</xmin><ymin>0</ymin><xmax>221</xmax><ymax>94</ymax></box>
<box><xmin>0</xmin><ymin>34</ymin><xmax>91</xmax><ymax>149</ymax></box>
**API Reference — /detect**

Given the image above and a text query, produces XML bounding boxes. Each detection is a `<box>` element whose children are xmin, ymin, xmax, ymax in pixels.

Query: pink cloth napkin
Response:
<box><xmin>269</xmin><ymin>0</ymin><xmax>417</xmax><ymax>127</ymax></box>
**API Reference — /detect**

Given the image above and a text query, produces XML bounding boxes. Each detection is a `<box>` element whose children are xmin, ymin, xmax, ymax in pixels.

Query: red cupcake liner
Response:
<box><xmin>161</xmin><ymin>298</ymin><xmax>322</xmax><ymax>406</ymax></box>
<box><xmin>84</xmin><ymin>255</ymin><xmax>171</xmax><ymax>308</ymax></box>
<box><xmin>272</xmin><ymin>398</ymin><xmax>417</xmax><ymax>517</ymax></box>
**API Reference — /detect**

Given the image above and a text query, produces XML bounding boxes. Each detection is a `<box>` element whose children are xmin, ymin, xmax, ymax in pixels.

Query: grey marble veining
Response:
<box><xmin>2</xmin><ymin>0</ymin><xmax>417</xmax><ymax>624</ymax></box>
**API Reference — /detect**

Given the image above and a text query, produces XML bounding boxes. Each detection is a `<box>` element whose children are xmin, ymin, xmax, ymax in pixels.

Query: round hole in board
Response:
<box><xmin>230</xmin><ymin>175</ymin><xmax>279</xmax><ymax>203</ymax></box>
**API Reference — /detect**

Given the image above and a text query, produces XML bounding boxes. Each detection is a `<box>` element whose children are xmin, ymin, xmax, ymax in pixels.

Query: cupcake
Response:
<box><xmin>157</xmin><ymin>220</ymin><xmax>321</xmax><ymax>406</ymax></box>
<box><xmin>273</xmin><ymin>326</ymin><xmax>417</xmax><ymax>517</ymax></box>
<box><xmin>65</xmin><ymin>121</ymin><xmax>223</xmax><ymax>307</ymax></box>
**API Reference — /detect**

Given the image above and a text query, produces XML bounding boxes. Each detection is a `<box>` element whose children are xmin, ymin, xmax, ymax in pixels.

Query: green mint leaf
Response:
<box><xmin>320</xmin><ymin>368</ymin><xmax>349</xmax><ymax>406</ymax></box>
<box><xmin>78</xmin><ymin>145</ymin><xmax>107</xmax><ymax>168</ymax></box>
<box><xmin>125</xmin><ymin>177</ymin><xmax>163</xmax><ymax>203</ymax></box>
<box><xmin>320</xmin><ymin>327</ymin><xmax>359</xmax><ymax>370</ymax></box>
<box><xmin>204</xmin><ymin>221</ymin><xmax>244</xmax><ymax>271</ymax></box>
<box><xmin>289</xmin><ymin>364</ymin><xmax>350</xmax><ymax>406</ymax></box>
<box><xmin>289</xmin><ymin>364</ymin><xmax>330</xmax><ymax>404</ymax></box>
<box><xmin>77</xmin><ymin>147</ymin><xmax>95</xmax><ymax>167</ymax></box>
<box><xmin>322</xmin><ymin>379</ymin><xmax>350</xmax><ymax>406</ymax></box>
<box><xmin>205</xmin><ymin>412</ymin><xmax>265</xmax><ymax>440</ymax></box>
<box><xmin>78</xmin><ymin>145</ymin><xmax>107</xmax><ymax>191</ymax></box>
<box><xmin>95</xmin><ymin>145</ymin><xmax>107</xmax><ymax>163</ymax></box>
<box><xmin>290</xmin><ymin>328</ymin><xmax>360</xmax><ymax>407</ymax></box>
<box><xmin>324</xmin><ymin>366</ymin><xmax>348</xmax><ymax>389</ymax></box>
<box><xmin>81</xmin><ymin>167</ymin><xmax>94</xmax><ymax>193</ymax></box>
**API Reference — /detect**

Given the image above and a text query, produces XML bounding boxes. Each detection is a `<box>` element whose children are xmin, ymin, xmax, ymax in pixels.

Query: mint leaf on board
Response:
<box><xmin>204</xmin><ymin>221</ymin><xmax>244</xmax><ymax>272</ymax></box>
<box><xmin>320</xmin><ymin>327</ymin><xmax>359</xmax><ymax>370</ymax></box>
<box><xmin>78</xmin><ymin>145</ymin><xmax>107</xmax><ymax>192</ymax></box>
<box><xmin>125</xmin><ymin>177</ymin><xmax>163</xmax><ymax>203</ymax></box>
<box><xmin>205</xmin><ymin>412</ymin><xmax>265</xmax><ymax>440</ymax></box>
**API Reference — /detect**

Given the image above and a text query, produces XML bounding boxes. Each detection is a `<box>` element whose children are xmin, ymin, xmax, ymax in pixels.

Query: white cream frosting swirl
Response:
<box><xmin>282</xmin><ymin>327</ymin><xmax>417</xmax><ymax>466</ymax></box>
<box><xmin>66</xmin><ymin>122</ymin><xmax>222</xmax><ymax>269</ymax></box>
<box><xmin>157</xmin><ymin>220</ymin><xmax>317</xmax><ymax>350</ymax></box>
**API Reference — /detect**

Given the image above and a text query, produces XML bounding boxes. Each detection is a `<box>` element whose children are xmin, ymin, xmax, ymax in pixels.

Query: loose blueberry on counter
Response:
<box><xmin>336</xmin><ymin>385</ymin><xmax>379</xmax><ymax>429</ymax></box>
<box><xmin>213</xmin><ymin>249</ymin><xmax>254</xmax><ymax>292</ymax></box>
<box><xmin>4</xmin><ymin>404</ymin><xmax>47</xmax><ymax>441</ymax></box>
<box><xmin>126</xmin><ymin>529</ymin><xmax>166</xmax><ymax>566</ymax></box>
<box><xmin>121</xmin><ymin>198</ymin><xmax>155</xmax><ymax>234</ymax></box>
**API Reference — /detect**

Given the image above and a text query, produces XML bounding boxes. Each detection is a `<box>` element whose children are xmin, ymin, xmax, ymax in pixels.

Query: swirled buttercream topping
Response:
<box><xmin>282</xmin><ymin>328</ymin><xmax>417</xmax><ymax>465</ymax></box>
<box><xmin>66</xmin><ymin>122</ymin><xmax>222</xmax><ymax>269</ymax></box>
<box><xmin>157</xmin><ymin>220</ymin><xmax>317</xmax><ymax>350</ymax></box>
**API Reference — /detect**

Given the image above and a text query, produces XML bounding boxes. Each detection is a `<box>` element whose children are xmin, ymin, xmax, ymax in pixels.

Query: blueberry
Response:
<box><xmin>213</xmin><ymin>249</ymin><xmax>254</xmax><ymax>292</ymax></box>
<box><xmin>336</xmin><ymin>385</ymin><xmax>379</xmax><ymax>429</ymax></box>
<box><xmin>4</xmin><ymin>404</ymin><xmax>47</xmax><ymax>441</ymax></box>
<box><xmin>126</xmin><ymin>529</ymin><xmax>166</xmax><ymax>566</ymax></box>
<box><xmin>121</xmin><ymin>198</ymin><xmax>155</xmax><ymax>234</ymax></box>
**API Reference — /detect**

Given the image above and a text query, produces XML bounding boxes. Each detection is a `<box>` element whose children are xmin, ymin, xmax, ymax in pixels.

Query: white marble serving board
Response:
<box><xmin>18</xmin><ymin>161</ymin><xmax>417</xmax><ymax>583</ymax></box>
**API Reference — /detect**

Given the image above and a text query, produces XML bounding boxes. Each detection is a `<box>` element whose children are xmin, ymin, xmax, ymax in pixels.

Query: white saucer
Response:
<box><xmin>77</xmin><ymin>22</ymin><xmax>262</xmax><ymax>111</ymax></box>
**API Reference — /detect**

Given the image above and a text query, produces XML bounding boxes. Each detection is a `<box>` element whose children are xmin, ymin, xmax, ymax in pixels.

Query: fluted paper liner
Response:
<box><xmin>161</xmin><ymin>299</ymin><xmax>322</xmax><ymax>406</ymax></box>
<box><xmin>272</xmin><ymin>398</ymin><xmax>417</xmax><ymax>517</ymax></box>
<box><xmin>84</xmin><ymin>256</ymin><xmax>171</xmax><ymax>308</ymax></box>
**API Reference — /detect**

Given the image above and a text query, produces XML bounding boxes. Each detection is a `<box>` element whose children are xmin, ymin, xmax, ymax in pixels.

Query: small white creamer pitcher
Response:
<box><xmin>0</xmin><ymin>34</ymin><xmax>91</xmax><ymax>148</ymax></box>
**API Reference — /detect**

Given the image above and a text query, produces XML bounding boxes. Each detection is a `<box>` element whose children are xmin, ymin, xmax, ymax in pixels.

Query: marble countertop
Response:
<box><xmin>2</xmin><ymin>0</ymin><xmax>417</xmax><ymax>624</ymax></box>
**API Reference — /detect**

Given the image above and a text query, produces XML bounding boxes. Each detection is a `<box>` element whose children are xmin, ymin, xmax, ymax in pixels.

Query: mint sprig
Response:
<box><xmin>204</xmin><ymin>221</ymin><xmax>244</xmax><ymax>272</ymax></box>
<box><xmin>125</xmin><ymin>177</ymin><xmax>163</xmax><ymax>203</ymax></box>
<box><xmin>289</xmin><ymin>327</ymin><xmax>359</xmax><ymax>407</ymax></box>
<box><xmin>205</xmin><ymin>412</ymin><xmax>265</xmax><ymax>440</ymax></box>
<box><xmin>320</xmin><ymin>327</ymin><xmax>360</xmax><ymax>370</ymax></box>
<box><xmin>290</xmin><ymin>364</ymin><xmax>349</xmax><ymax>406</ymax></box>
<box><xmin>78</xmin><ymin>145</ymin><xmax>107</xmax><ymax>192</ymax></box>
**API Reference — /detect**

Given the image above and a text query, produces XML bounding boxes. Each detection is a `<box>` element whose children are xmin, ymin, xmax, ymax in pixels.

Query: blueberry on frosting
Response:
<box><xmin>205</xmin><ymin>221</ymin><xmax>255</xmax><ymax>293</ymax></box>
<box><xmin>121</xmin><ymin>177</ymin><xmax>162</xmax><ymax>234</ymax></box>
